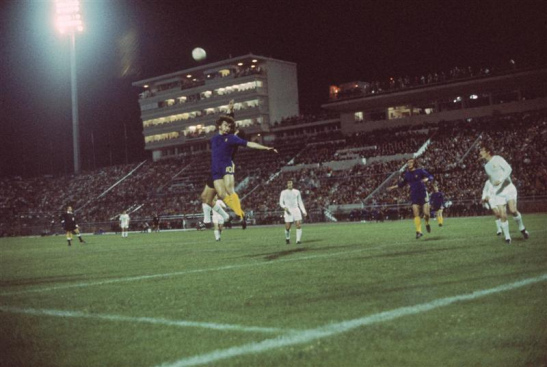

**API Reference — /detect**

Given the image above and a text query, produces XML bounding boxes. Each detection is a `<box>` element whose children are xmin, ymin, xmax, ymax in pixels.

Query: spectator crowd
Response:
<box><xmin>1</xmin><ymin>109</ymin><xmax>546</xmax><ymax>236</ymax></box>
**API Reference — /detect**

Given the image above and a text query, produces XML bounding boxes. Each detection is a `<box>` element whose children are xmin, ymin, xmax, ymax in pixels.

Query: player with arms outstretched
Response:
<box><xmin>429</xmin><ymin>182</ymin><xmax>445</xmax><ymax>227</ymax></box>
<box><xmin>201</xmin><ymin>100</ymin><xmax>239</xmax><ymax>228</ymax></box>
<box><xmin>210</xmin><ymin>106</ymin><xmax>277</xmax><ymax>225</ymax></box>
<box><xmin>387</xmin><ymin>158</ymin><xmax>434</xmax><ymax>239</ymax></box>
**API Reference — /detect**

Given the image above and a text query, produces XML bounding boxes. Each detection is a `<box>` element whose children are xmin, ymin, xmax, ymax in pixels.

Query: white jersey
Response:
<box><xmin>212</xmin><ymin>200</ymin><xmax>227</xmax><ymax>224</ymax></box>
<box><xmin>481</xmin><ymin>180</ymin><xmax>494</xmax><ymax>201</ymax></box>
<box><xmin>119</xmin><ymin>213</ymin><xmax>130</xmax><ymax>227</ymax></box>
<box><xmin>482</xmin><ymin>180</ymin><xmax>502</xmax><ymax>207</ymax></box>
<box><xmin>484</xmin><ymin>155</ymin><xmax>512</xmax><ymax>193</ymax></box>
<box><xmin>280</xmin><ymin>188</ymin><xmax>307</xmax><ymax>214</ymax></box>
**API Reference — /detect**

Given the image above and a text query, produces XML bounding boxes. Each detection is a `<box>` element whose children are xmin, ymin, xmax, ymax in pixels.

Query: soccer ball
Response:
<box><xmin>192</xmin><ymin>47</ymin><xmax>206</xmax><ymax>61</ymax></box>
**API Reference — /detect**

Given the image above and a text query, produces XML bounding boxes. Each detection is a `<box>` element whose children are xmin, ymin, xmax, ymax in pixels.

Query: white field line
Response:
<box><xmin>156</xmin><ymin>273</ymin><xmax>547</xmax><ymax>367</ymax></box>
<box><xmin>0</xmin><ymin>306</ymin><xmax>292</xmax><ymax>334</ymax></box>
<box><xmin>0</xmin><ymin>232</ymin><xmax>533</xmax><ymax>297</ymax></box>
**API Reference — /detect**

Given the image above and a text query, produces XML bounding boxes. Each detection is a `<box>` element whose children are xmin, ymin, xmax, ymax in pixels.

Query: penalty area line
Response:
<box><xmin>0</xmin><ymin>306</ymin><xmax>293</xmax><ymax>334</ymax></box>
<box><xmin>155</xmin><ymin>273</ymin><xmax>547</xmax><ymax>367</ymax></box>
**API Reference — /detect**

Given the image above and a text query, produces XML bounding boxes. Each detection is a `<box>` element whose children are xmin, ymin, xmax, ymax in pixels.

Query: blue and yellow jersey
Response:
<box><xmin>430</xmin><ymin>191</ymin><xmax>445</xmax><ymax>210</ymax></box>
<box><xmin>398</xmin><ymin>168</ymin><xmax>434</xmax><ymax>205</ymax></box>
<box><xmin>210</xmin><ymin>133</ymin><xmax>248</xmax><ymax>180</ymax></box>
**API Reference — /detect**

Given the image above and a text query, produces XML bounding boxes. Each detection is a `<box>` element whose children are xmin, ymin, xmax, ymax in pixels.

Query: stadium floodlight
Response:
<box><xmin>54</xmin><ymin>0</ymin><xmax>84</xmax><ymax>175</ymax></box>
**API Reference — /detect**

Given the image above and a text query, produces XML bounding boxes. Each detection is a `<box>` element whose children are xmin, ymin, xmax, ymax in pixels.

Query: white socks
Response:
<box><xmin>285</xmin><ymin>229</ymin><xmax>303</xmax><ymax>242</ymax></box>
<box><xmin>212</xmin><ymin>202</ymin><xmax>230</xmax><ymax>221</ymax></box>
<box><xmin>495</xmin><ymin>219</ymin><xmax>501</xmax><ymax>234</ymax></box>
<box><xmin>513</xmin><ymin>213</ymin><xmax>525</xmax><ymax>231</ymax></box>
<box><xmin>202</xmin><ymin>203</ymin><xmax>212</xmax><ymax>224</ymax></box>
<box><xmin>214</xmin><ymin>230</ymin><xmax>221</xmax><ymax>241</ymax></box>
<box><xmin>501</xmin><ymin>221</ymin><xmax>511</xmax><ymax>241</ymax></box>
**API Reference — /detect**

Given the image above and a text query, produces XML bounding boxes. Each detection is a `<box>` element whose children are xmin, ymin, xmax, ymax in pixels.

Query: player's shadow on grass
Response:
<box><xmin>246</xmin><ymin>243</ymin><xmax>361</xmax><ymax>261</ymax></box>
<box><xmin>262</xmin><ymin>248</ymin><xmax>308</xmax><ymax>261</ymax></box>
<box><xmin>422</xmin><ymin>236</ymin><xmax>443</xmax><ymax>241</ymax></box>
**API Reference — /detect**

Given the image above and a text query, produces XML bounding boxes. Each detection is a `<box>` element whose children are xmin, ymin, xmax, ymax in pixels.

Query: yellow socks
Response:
<box><xmin>230</xmin><ymin>193</ymin><xmax>244</xmax><ymax>218</ymax></box>
<box><xmin>222</xmin><ymin>193</ymin><xmax>244</xmax><ymax>218</ymax></box>
<box><xmin>414</xmin><ymin>216</ymin><xmax>422</xmax><ymax>233</ymax></box>
<box><xmin>438</xmin><ymin>215</ymin><xmax>444</xmax><ymax>226</ymax></box>
<box><xmin>222</xmin><ymin>195</ymin><xmax>233</xmax><ymax>210</ymax></box>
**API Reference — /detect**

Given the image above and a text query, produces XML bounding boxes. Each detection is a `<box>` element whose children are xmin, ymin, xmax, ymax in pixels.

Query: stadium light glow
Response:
<box><xmin>55</xmin><ymin>0</ymin><xmax>84</xmax><ymax>34</ymax></box>
<box><xmin>54</xmin><ymin>0</ymin><xmax>84</xmax><ymax>175</ymax></box>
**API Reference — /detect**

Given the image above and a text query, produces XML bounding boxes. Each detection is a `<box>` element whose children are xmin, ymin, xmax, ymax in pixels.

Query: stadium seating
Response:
<box><xmin>1</xmin><ymin>109</ymin><xmax>546</xmax><ymax>236</ymax></box>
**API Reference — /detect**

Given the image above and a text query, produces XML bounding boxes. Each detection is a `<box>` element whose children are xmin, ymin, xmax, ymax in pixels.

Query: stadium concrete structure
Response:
<box><xmin>133</xmin><ymin>54</ymin><xmax>299</xmax><ymax>161</ymax></box>
<box><xmin>322</xmin><ymin>66</ymin><xmax>547</xmax><ymax>135</ymax></box>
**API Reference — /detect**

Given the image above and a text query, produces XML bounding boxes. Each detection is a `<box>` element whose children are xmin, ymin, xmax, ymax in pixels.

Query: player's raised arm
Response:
<box><xmin>246</xmin><ymin>141</ymin><xmax>278</xmax><ymax>153</ymax></box>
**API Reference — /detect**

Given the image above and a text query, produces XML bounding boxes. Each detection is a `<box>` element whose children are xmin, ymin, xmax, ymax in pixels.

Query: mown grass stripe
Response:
<box><xmin>0</xmin><ymin>247</ymin><xmax>381</xmax><ymax>296</ymax></box>
<box><xmin>156</xmin><ymin>273</ymin><xmax>547</xmax><ymax>367</ymax></box>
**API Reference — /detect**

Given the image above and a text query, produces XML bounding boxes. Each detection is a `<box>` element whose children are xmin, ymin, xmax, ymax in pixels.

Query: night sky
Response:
<box><xmin>1</xmin><ymin>0</ymin><xmax>545</xmax><ymax>178</ymax></box>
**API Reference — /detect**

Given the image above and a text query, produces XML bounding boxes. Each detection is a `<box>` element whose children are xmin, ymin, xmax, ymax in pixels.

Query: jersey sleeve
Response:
<box><xmin>482</xmin><ymin>181</ymin><xmax>490</xmax><ymax>200</ymax></box>
<box><xmin>279</xmin><ymin>191</ymin><xmax>286</xmax><ymax>209</ymax></box>
<box><xmin>422</xmin><ymin>169</ymin><xmax>434</xmax><ymax>182</ymax></box>
<box><xmin>495</xmin><ymin>156</ymin><xmax>512</xmax><ymax>183</ymax></box>
<box><xmin>297</xmin><ymin>191</ymin><xmax>307</xmax><ymax>215</ymax></box>
<box><xmin>227</xmin><ymin>134</ymin><xmax>248</xmax><ymax>147</ymax></box>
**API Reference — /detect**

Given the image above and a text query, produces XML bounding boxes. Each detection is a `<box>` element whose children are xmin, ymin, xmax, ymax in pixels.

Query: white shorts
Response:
<box><xmin>493</xmin><ymin>183</ymin><xmax>518</xmax><ymax>206</ymax></box>
<box><xmin>120</xmin><ymin>222</ymin><xmax>129</xmax><ymax>229</ymax></box>
<box><xmin>284</xmin><ymin>207</ymin><xmax>303</xmax><ymax>223</ymax></box>
<box><xmin>487</xmin><ymin>196</ymin><xmax>505</xmax><ymax>208</ymax></box>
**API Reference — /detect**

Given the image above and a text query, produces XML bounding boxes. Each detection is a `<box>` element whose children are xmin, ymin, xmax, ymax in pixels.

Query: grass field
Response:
<box><xmin>1</xmin><ymin>214</ymin><xmax>546</xmax><ymax>367</ymax></box>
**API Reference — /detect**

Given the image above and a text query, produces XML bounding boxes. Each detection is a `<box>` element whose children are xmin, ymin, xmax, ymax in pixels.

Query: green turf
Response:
<box><xmin>1</xmin><ymin>215</ymin><xmax>546</xmax><ymax>367</ymax></box>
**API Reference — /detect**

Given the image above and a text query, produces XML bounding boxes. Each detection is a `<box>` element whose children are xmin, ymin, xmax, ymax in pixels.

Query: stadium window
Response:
<box><xmin>219</xmin><ymin>69</ymin><xmax>231</xmax><ymax>77</ymax></box>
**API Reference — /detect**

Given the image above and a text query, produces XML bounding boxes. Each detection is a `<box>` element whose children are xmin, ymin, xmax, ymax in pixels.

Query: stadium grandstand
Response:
<box><xmin>1</xmin><ymin>61</ymin><xmax>546</xmax><ymax>237</ymax></box>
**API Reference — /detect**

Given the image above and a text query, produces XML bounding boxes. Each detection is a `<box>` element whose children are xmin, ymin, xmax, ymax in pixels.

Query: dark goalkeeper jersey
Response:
<box><xmin>60</xmin><ymin>212</ymin><xmax>77</xmax><ymax>231</ymax></box>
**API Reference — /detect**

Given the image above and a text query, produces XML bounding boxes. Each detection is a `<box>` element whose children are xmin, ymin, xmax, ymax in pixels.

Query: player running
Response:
<box><xmin>279</xmin><ymin>180</ymin><xmax>307</xmax><ymax>245</ymax></box>
<box><xmin>479</xmin><ymin>144</ymin><xmax>529</xmax><ymax>244</ymax></box>
<box><xmin>481</xmin><ymin>179</ymin><xmax>503</xmax><ymax>236</ymax></box>
<box><xmin>211</xmin><ymin>196</ymin><xmax>227</xmax><ymax>241</ymax></box>
<box><xmin>387</xmin><ymin>158</ymin><xmax>434</xmax><ymax>239</ymax></box>
<box><xmin>429</xmin><ymin>182</ymin><xmax>445</xmax><ymax>227</ymax></box>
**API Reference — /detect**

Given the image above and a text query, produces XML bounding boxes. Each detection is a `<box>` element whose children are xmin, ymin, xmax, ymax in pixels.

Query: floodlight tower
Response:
<box><xmin>55</xmin><ymin>0</ymin><xmax>84</xmax><ymax>175</ymax></box>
